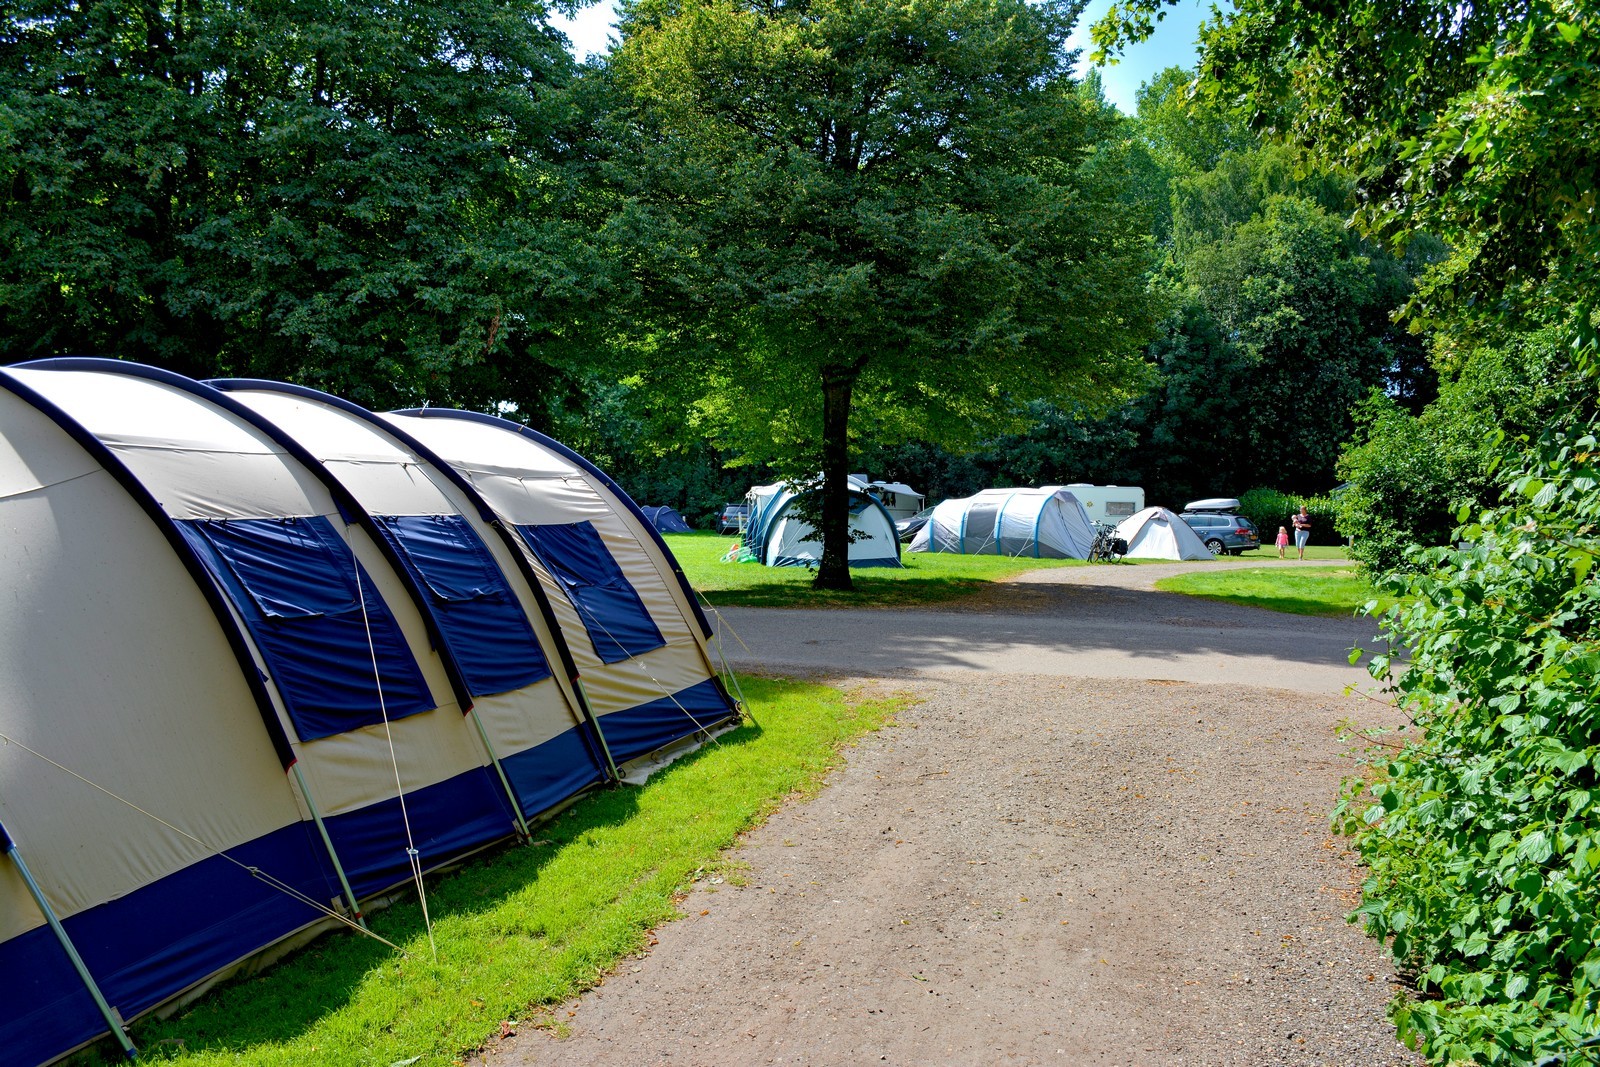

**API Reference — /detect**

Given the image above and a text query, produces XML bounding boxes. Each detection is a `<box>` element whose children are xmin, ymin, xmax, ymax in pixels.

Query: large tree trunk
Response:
<box><xmin>814</xmin><ymin>366</ymin><xmax>856</xmax><ymax>590</ymax></box>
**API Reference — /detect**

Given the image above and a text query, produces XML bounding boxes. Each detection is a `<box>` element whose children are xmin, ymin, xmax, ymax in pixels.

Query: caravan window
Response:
<box><xmin>373</xmin><ymin>515</ymin><xmax>551</xmax><ymax>697</ymax></box>
<box><xmin>515</xmin><ymin>521</ymin><xmax>666</xmax><ymax>664</ymax></box>
<box><xmin>178</xmin><ymin>516</ymin><xmax>434</xmax><ymax>740</ymax></box>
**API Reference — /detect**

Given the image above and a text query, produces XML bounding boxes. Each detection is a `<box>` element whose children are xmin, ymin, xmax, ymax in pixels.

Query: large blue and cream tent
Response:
<box><xmin>0</xmin><ymin>359</ymin><xmax>738</xmax><ymax>1067</ymax></box>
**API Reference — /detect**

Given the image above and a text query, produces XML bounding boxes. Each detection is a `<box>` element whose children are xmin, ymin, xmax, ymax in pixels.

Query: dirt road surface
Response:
<box><xmin>480</xmin><ymin>563</ymin><xmax>1419</xmax><ymax>1066</ymax></box>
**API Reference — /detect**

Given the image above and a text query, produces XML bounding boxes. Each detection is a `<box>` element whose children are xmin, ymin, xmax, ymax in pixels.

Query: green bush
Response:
<box><xmin>1337</xmin><ymin>418</ymin><xmax>1600</xmax><ymax>1064</ymax></box>
<box><xmin>1237</xmin><ymin>488</ymin><xmax>1334</xmax><ymax>545</ymax></box>
<box><xmin>1331</xmin><ymin>393</ymin><xmax>1464</xmax><ymax>573</ymax></box>
<box><xmin>1332</xmin><ymin>326</ymin><xmax>1592</xmax><ymax>575</ymax></box>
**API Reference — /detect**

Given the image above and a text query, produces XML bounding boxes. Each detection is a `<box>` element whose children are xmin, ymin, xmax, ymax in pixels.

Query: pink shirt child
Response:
<box><xmin>1275</xmin><ymin>527</ymin><xmax>1289</xmax><ymax>547</ymax></box>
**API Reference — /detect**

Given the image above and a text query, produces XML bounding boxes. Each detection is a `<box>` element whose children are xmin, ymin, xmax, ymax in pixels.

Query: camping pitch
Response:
<box><xmin>1114</xmin><ymin>506</ymin><xmax>1216</xmax><ymax>561</ymax></box>
<box><xmin>909</xmin><ymin>487</ymin><xmax>1097</xmax><ymax>559</ymax></box>
<box><xmin>0</xmin><ymin>361</ymin><xmax>738</xmax><ymax>1067</ymax></box>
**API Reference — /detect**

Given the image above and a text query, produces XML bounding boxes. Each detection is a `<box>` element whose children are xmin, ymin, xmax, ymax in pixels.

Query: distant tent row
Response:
<box><xmin>0</xmin><ymin>359</ymin><xmax>738</xmax><ymax>1067</ymax></box>
<box><xmin>910</xmin><ymin>487</ymin><xmax>1097</xmax><ymax>559</ymax></box>
<box><xmin>1114</xmin><ymin>507</ymin><xmax>1215</xmax><ymax>560</ymax></box>
<box><xmin>742</xmin><ymin>478</ymin><xmax>902</xmax><ymax>568</ymax></box>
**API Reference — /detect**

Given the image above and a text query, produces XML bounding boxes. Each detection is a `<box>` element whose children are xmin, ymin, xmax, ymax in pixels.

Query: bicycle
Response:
<box><xmin>1088</xmin><ymin>522</ymin><xmax>1127</xmax><ymax>563</ymax></box>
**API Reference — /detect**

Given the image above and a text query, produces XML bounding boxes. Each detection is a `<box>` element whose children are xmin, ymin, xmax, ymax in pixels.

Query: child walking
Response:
<box><xmin>1276</xmin><ymin>525</ymin><xmax>1289</xmax><ymax>559</ymax></box>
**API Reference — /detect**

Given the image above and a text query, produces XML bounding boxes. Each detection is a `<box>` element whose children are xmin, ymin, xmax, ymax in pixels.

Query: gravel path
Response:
<box><xmin>480</xmin><ymin>564</ymin><xmax>1418</xmax><ymax>1066</ymax></box>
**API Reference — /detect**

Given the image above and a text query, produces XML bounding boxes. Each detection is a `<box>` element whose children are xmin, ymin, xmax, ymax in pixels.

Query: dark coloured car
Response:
<box><xmin>1179</xmin><ymin>510</ymin><xmax>1260</xmax><ymax>555</ymax></box>
<box><xmin>896</xmin><ymin>503</ymin><xmax>939</xmax><ymax>543</ymax></box>
<box><xmin>717</xmin><ymin>503</ymin><xmax>749</xmax><ymax>535</ymax></box>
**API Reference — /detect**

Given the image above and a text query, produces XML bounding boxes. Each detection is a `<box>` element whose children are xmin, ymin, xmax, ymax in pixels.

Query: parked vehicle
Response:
<box><xmin>896</xmin><ymin>503</ymin><xmax>939</xmax><ymax>543</ymax></box>
<box><xmin>1179</xmin><ymin>509</ymin><xmax>1261</xmax><ymax>555</ymax></box>
<box><xmin>717</xmin><ymin>503</ymin><xmax>749</xmax><ymax>535</ymax></box>
<box><xmin>1061</xmin><ymin>483</ymin><xmax>1146</xmax><ymax>524</ymax></box>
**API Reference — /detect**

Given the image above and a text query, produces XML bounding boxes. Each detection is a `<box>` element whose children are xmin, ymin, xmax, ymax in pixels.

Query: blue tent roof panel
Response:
<box><xmin>177</xmin><ymin>516</ymin><xmax>435</xmax><ymax>740</ymax></box>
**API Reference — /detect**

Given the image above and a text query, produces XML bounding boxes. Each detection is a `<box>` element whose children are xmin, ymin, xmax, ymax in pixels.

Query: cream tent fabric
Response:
<box><xmin>381</xmin><ymin>410</ymin><xmax>737</xmax><ymax>771</ymax></box>
<box><xmin>1114</xmin><ymin>506</ymin><xmax>1216</xmax><ymax>560</ymax></box>
<box><xmin>215</xmin><ymin>382</ymin><xmax>621</xmax><ymax>802</ymax></box>
<box><xmin>0</xmin><ymin>361</ymin><xmax>737</xmax><ymax>1067</ymax></box>
<box><xmin>0</xmin><ymin>378</ymin><xmax>325</xmax><ymax>1066</ymax></box>
<box><xmin>909</xmin><ymin>487</ymin><xmax>1097</xmax><ymax>559</ymax></box>
<box><xmin>8</xmin><ymin>363</ymin><xmax>516</xmax><ymax>884</ymax></box>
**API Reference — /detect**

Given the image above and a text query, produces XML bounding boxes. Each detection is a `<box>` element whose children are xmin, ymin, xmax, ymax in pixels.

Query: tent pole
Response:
<box><xmin>467</xmin><ymin>709</ymin><xmax>532</xmax><ymax>840</ymax></box>
<box><xmin>572</xmin><ymin>676</ymin><xmax>621</xmax><ymax>783</ymax></box>
<box><xmin>3</xmin><ymin>835</ymin><xmax>137</xmax><ymax>1060</ymax></box>
<box><xmin>290</xmin><ymin>764</ymin><xmax>366</xmax><ymax>928</ymax></box>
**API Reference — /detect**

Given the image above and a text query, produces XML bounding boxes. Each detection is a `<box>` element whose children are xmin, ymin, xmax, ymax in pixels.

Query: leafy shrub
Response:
<box><xmin>1332</xmin><ymin>392</ymin><xmax>1466</xmax><ymax>573</ymax></box>
<box><xmin>1333</xmin><ymin>327</ymin><xmax>1593</xmax><ymax>575</ymax></box>
<box><xmin>1237</xmin><ymin>488</ymin><xmax>1334</xmax><ymax>543</ymax></box>
<box><xmin>1337</xmin><ymin>418</ymin><xmax>1600</xmax><ymax>1064</ymax></box>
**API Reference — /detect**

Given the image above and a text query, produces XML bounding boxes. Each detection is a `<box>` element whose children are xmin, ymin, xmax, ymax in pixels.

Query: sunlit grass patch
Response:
<box><xmin>121</xmin><ymin>677</ymin><xmax>905</xmax><ymax>1067</ymax></box>
<box><xmin>666</xmin><ymin>530</ymin><xmax>1090</xmax><ymax>608</ymax></box>
<box><xmin>1153</xmin><ymin>566</ymin><xmax>1394</xmax><ymax>618</ymax></box>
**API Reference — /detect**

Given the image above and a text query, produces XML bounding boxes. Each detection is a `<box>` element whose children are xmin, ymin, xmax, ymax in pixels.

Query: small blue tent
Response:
<box><xmin>640</xmin><ymin>505</ymin><xmax>693</xmax><ymax>533</ymax></box>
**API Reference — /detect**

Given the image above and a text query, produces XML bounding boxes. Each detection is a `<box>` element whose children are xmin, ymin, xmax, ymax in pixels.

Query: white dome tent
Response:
<box><xmin>909</xmin><ymin>487</ymin><xmax>1097</xmax><ymax>559</ymax></box>
<box><xmin>0</xmin><ymin>360</ymin><xmax>738</xmax><ymax>1067</ymax></box>
<box><xmin>1114</xmin><ymin>506</ymin><xmax>1216</xmax><ymax>560</ymax></box>
<box><xmin>741</xmin><ymin>479</ymin><xmax>902</xmax><ymax>568</ymax></box>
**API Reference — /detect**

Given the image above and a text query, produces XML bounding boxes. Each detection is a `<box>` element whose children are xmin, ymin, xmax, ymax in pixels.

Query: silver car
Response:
<box><xmin>1179</xmin><ymin>510</ymin><xmax>1261</xmax><ymax>556</ymax></box>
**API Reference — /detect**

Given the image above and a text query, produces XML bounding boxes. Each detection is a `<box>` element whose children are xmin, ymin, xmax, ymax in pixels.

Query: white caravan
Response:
<box><xmin>1057</xmin><ymin>484</ymin><xmax>1146</xmax><ymax>524</ymax></box>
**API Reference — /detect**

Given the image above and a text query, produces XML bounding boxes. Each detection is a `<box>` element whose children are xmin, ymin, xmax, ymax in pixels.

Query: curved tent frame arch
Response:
<box><xmin>0</xmin><ymin>366</ymin><xmax>297</xmax><ymax>770</ymax></box>
<box><xmin>381</xmin><ymin>406</ymin><xmax>742</xmax><ymax>769</ymax></box>
<box><xmin>17</xmin><ymin>359</ymin><xmax>483</xmax><ymax>716</ymax></box>
<box><xmin>207</xmin><ymin>379</ymin><xmax>621</xmax><ymax>786</ymax></box>
<box><xmin>392</xmin><ymin>408</ymin><xmax>717</xmax><ymax>642</ymax></box>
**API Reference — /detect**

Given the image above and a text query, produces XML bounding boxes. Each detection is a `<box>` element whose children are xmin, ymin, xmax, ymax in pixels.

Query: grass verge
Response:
<box><xmin>120</xmin><ymin>677</ymin><xmax>905</xmax><ymax>1067</ymax></box>
<box><xmin>1210</xmin><ymin>544</ymin><xmax>1349</xmax><ymax>562</ymax></box>
<box><xmin>1153</xmin><ymin>565</ymin><xmax>1393</xmax><ymax>618</ymax></box>
<box><xmin>666</xmin><ymin>531</ymin><xmax>1090</xmax><ymax>608</ymax></box>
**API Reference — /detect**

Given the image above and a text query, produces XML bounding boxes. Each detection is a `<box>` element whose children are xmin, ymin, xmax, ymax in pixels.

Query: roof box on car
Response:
<box><xmin>1184</xmin><ymin>497</ymin><xmax>1241</xmax><ymax>513</ymax></box>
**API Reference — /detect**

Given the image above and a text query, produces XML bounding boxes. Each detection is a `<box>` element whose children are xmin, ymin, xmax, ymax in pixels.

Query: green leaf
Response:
<box><xmin>1516</xmin><ymin>830</ymin><xmax>1553</xmax><ymax>865</ymax></box>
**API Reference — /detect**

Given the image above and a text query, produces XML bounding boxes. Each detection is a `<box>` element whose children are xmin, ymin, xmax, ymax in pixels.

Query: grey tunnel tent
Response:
<box><xmin>908</xmin><ymin>487</ymin><xmax>1098</xmax><ymax>559</ymax></box>
<box><xmin>0</xmin><ymin>360</ymin><xmax>738</xmax><ymax>1067</ymax></box>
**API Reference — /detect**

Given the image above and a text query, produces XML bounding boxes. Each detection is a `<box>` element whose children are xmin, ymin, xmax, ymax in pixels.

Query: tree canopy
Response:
<box><xmin>0</xmin><ymin>0</ymin><xmax>601</xmax><ymax>409</ymax></box>
<box><xmin>599</xmin><ymin>0</ymin><xmax>1163</xmax><ymax>586</ymax></box>
<box><xmin>1093</xmin><ymin>0</ymin><xmax>1600</xmax><ymax>339</ymax></box>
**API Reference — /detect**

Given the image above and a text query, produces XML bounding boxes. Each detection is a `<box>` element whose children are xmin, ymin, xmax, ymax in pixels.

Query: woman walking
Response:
<box><xmin>1292</xmin><ymin>505</ymin><xmax>1312</xmax><ymax>560</ymax></box>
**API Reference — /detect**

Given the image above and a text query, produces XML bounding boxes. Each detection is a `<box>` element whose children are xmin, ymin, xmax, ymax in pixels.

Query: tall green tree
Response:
<box><xmin>601</xmin><ymin>0</ymin><xmax>1162</xmax><ymax>588</ymax></box>
<box><xmin>1094</xmin><ymin>0</ymin><xmax>1600</xmax><ymax>341</ymax></box>
<box><xmin>0</xmin><ymin>0</ymin><xmax>599</xmax><ymax>409</ymax></box>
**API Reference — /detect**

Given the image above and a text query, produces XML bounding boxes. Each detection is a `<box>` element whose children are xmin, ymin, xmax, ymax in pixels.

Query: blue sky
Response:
<box><xmin>547</xmin><ymin>0</ymin><xmax>1209</xmax><ymax>114</ymax></box>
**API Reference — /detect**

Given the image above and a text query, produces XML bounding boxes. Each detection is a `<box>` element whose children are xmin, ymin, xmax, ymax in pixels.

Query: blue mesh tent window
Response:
<box><xmin>177</xmin><ymin>516</ymin><xmax>434</xmax><ymax>740</ymax></box>
<box><xmin>372</xmin><ymin>515</ymin><xmax>551</xmax><ymax>697</ymax></box>
<box><xmin>515</xmin><ymin>521</ymin><xmax>665</xmax><ymax>664</ymax></box>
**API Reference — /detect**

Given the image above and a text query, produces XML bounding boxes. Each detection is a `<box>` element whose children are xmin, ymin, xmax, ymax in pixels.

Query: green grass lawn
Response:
<box><xmin>666</xmin><ymin>530</ymin><xmax>1091</xmax><ymax>608</ymax></box>
<box><xmin>665</xmin><ymin>532</ymin><xmax>1349</xmax><ymax>609</ymax></box>
<box><xmin>1209</xmin><ymin>544</ymin><xmax>1349</xmax><ymax>562</ymax></box>
<box><xmin>118</xmin><ymin>677</ymin><xmax>905</xmax><ymax>1067</ymax></box>
<box><xmin>1153</xmin><ymin>564</ymin><xmax>1392</xmax><ymax>618</ymax></box>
